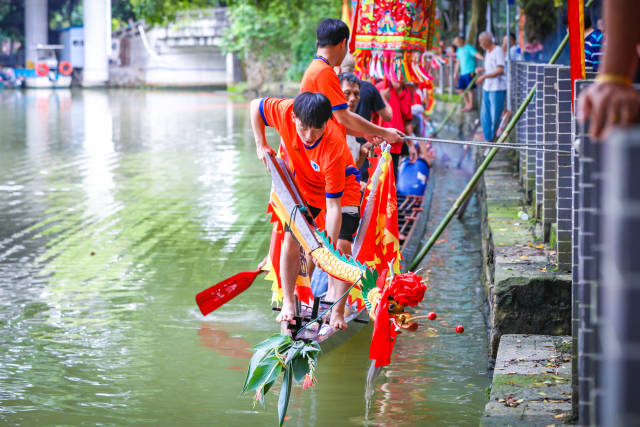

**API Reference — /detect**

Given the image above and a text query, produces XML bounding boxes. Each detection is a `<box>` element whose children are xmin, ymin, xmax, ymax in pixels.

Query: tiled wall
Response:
<box><xmin>503</xmin><ymin>65</ymin><xmax>640</xmax><ymax>425</ymax></box>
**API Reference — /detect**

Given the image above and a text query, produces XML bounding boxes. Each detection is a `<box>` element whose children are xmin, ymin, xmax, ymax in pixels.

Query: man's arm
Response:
<box><xmin>578</xmin><ymin>0</ymin><xmax>640</xmax><ymax>139</ymax></box>
<box><xmin>378</xmin><ymin>96</ymin><xmax>393</xmax><ymax>122</ymax></box>
<box><xmin>324</xmin><ymin>197</ymin><xmax>342</xmax><ymax>244</ymax></box>
<box><xmin>334</xmin><ymin>108</ymin><xmax>404</xmax><ymax>143</ymax></box>
<box><xmin>249</xmin><ymin>98</ymin><xmax>276</xmax><ymax>167</ymax></box>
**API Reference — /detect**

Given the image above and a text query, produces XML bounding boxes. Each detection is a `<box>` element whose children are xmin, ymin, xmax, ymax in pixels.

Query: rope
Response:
<box><xmin>404</xmin><ymin>135</ymin><xmax>572</xmax><ymax>154</ymax></box>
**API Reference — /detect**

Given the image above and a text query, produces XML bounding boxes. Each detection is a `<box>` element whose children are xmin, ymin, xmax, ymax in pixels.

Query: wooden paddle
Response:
<box><xmin>195</xmin><ymin>269</ymin><xmax>264</xmax><ymax>316</ymax></box>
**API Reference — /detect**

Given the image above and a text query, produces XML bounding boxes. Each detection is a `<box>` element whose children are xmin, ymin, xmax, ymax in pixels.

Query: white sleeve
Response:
<box><xmin>495</xmin><ymin>48</ymin><xmax>505</xmax><ymax>67</ymax></box>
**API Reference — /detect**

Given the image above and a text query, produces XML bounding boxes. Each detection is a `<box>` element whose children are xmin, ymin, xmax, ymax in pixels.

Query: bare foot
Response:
<box><xmin>276</xmin><ymin>301</ymin><xmax>295</xmax><ymax>324</ymax></box>
<box><xmin>329</xmin><ymin>310</ymin><xmax>348</xmax><ymax>330</ymax></box>
<box><xmin>460</xmin><ymin>106</ymin><xmax>472</xmax><ymax>112</ymax></box>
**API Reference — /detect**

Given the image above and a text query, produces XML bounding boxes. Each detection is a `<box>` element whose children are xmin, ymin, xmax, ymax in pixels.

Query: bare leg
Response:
<box><xmin>326</xmin><ymin>238</ymin><xmax>353</xmax><ymax>330</ymax></box>
<box><xmin>276</xmin><ymin>232</ymin><xmax>300</xmax><ymax>324</ymax></box>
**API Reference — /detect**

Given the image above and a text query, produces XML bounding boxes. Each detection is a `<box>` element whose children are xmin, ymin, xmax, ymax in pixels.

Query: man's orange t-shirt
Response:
<box><xmin>259</xmin><ymin>97</ymin><xmax>360</xmax><ymax>209</ymax></box>
<box><xmin>300</xmin><ymin>57</ymin><xmax>349</xmax><ymax>113</ymax></box>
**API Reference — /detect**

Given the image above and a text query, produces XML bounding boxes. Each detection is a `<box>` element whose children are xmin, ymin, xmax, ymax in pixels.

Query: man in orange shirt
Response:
<box><xmin>301</xmin><ymin>18</ymin><xmax>404</xmax><ymax>145</ymax></box>
<box><xmin>250</xmin><ymin>92</ymin><xmax>361</xmax><ymax>330</ymax></box>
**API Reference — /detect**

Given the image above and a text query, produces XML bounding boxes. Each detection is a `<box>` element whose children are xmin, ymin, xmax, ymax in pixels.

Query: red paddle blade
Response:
<box><xmin>196</xmin><ymin>269</ymin><xmax>262</xmax><ymax>316</ymax></box>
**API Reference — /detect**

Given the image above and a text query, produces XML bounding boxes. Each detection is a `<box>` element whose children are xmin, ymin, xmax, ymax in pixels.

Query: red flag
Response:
<box><xmin>368</xmin><ymin>270</ymin><xmax>399</xmax><ymax>367</ymax></box>
<box><xmin>354</xmin><ymin>150</ymin><xmax>402</xmax><ymax>274</ymax></box>
<box><xmin>568</xmin><ymin>0</ymin><xmax>586</xmax><ymax>109</ymax></box>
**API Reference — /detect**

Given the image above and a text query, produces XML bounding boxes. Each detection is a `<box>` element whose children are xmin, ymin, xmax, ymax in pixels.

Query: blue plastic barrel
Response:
<box><xmin>397</xmin><ymin>158</ymin><xmax>429</xmax><ymax>196</ymax></box>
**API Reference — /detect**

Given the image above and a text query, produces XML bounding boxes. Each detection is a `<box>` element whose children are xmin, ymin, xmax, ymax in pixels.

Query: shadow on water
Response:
<box><xmin>0</xmin><ymin>91</ymin><xmax>487</xmax><ymax>426</ymax></box>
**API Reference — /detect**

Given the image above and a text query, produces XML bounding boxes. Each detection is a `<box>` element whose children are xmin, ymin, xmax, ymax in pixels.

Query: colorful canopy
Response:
<box><xmin>349</xmin><ymin>0</ymin><xmax>437</xmax><ymax>84</ymax></box>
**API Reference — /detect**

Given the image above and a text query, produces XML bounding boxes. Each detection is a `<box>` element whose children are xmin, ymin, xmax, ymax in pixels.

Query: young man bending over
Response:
<box><xmin>250</xmin><ymin>92</ymin><xmax>361</xmax><ymax>330</ymax></box>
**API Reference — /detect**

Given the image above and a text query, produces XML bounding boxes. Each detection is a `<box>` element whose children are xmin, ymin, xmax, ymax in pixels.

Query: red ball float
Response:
<box><xmin>456</xmin><ymin>325</ymin><xmax>464</xmax><ymax>334</ymax></box>
<box><xmin>427</xmin><ymin>312</ymin><xmax>437</xmax><ymax>321</ymax></box>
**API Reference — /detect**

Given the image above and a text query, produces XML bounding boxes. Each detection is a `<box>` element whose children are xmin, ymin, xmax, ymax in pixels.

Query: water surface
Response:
<box><xmin>0</xmin><ymin>90</ymin><xmax>487</xmax><ymax>426</ymax></box>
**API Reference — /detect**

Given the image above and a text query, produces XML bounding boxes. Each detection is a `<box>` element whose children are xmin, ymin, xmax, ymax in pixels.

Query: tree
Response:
<box><xmin>466</xmin><ymin>0</ymin><xmax>487</xmax><ymax>46</ymax></box>
<box><xmin>221</xmin><ymin>0</ymin><xmax>341</xmax><ymax>87</ymax></box>
<box><xmin>0</xmin><ymin>0</ymin><xmax>23</xmax><ymax>41</ymax></box>
<box><xmin>519</xmin><ymin>0</ymin><xmax>557</xmax><ymax>41</ymax></box>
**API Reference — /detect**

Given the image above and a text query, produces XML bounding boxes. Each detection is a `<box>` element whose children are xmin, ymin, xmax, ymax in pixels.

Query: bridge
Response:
<box><xmin>110</xmin><ymin>8</ymin><xmax>240</xmax><ymax>87</ymax></box>
<box><xmin>24</xmin><ymin>1</ymin><xmax>239</xmax><ymax>87</ymax></box>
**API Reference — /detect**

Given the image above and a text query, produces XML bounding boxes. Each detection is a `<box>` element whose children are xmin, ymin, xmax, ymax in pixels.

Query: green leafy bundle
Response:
<box><xmin>243</xmin><ymin>334</ymin><xmax>320</xmax><ymax>427</ymax></box>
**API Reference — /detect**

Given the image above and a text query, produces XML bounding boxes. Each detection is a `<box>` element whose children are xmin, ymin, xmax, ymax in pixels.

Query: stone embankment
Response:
<box><xmin>476</xmin><ymin>148</ymin><xmax>571</xmax><ymax>360</ymax></box>
<box><xmin>477</xmin><ymin>148</ymin><xmax>573</xmax><ymax>424</ymax></box>
<box><xmin>481</xmin><ymin>334</ymin><xmax>573</xmax><ymax>426</ymax></box>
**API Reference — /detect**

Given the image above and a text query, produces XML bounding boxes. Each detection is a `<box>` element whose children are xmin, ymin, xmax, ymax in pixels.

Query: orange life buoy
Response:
<box><xmin>58</xmin><ymin>61</ymin><xmax>73</xmax><ymax>76</ymax></box>
<box><xmin>35</xmin><ymin>62</ymin><xmax>49</xmax><ymax>77</ymax></box>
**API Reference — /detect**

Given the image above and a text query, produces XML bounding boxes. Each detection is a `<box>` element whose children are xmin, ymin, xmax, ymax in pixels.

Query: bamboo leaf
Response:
<box><xmin>284</xmin><ymin>341</ymin><xmax>304</xmax><ymax>364</ymax></box>
<box><xmin>243</xmin><ymin>346</ymin><xmax>275</xmax><ymax>392</ymax></box>
<box><xmin>253</xmin><ymin>333</ymin><xmax>291</xmax><ymax>351</ymax></box>
<box><xmin>243</xmin><ymin>358</ymin><xmax>280</xmax><ymax>393</ymax></box>
<box><xmin>291</xmin><ymin>355</ymin><xmax>310</xmax><ymax>382</ymax></box>
<box><xmin>278</xmin><ymin>367</ymin><xmax>293</xmax><ymax>427</ymax></box>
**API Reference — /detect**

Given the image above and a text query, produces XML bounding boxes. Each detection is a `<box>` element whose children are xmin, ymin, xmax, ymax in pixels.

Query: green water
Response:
<box><xmin>0</xmin><ymin>89</ymin><xmax>488</xmax><ymax>426</ymax></box>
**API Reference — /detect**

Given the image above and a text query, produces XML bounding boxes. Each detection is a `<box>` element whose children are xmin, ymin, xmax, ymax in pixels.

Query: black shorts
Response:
<box><xmin>308</xmin><ymin>205</ymin><xmax>360</xmax><ymax>243</ymax></box>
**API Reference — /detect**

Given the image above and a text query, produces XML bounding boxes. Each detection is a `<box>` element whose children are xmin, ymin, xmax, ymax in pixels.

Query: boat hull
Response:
<box><xmin>24</xmin><ymin>75</ymin><xmax>72</xmax><ymax>88</ymax></box>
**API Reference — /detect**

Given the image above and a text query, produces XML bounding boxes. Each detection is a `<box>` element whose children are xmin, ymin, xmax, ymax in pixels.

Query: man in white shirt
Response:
<box><xmin>476</xmin><ymin>31</ymin><xmax>507</xmax><ymax>141</ymax></box>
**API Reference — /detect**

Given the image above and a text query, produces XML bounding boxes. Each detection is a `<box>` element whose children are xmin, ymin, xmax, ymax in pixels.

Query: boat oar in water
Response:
<box><xmin>196</xmin><ymin>269</ymin><xmax>264</xmax><ymax>316</ymax></box>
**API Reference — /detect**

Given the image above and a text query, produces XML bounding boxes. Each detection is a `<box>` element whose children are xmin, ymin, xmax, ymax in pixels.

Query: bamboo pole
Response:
<box><xmin>408</xmin><ymin>31</ymin><xmax>571</xmax><ymax>271</ymax></box>
<box><xmin>433</xmin><ymin>74</ymin><xmax>479</xmax><ymax>136</ymax></box>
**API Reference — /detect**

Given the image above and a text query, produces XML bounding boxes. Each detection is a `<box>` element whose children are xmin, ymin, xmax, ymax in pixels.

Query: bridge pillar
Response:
<box><xmin>83</xmin><ymin>0</ymin><xmax>111</xmax><ymax>86</ymax></box>
<box><xmin>24</xmin><ymin>0</ymin><xmax>48</xmax><ymax>67</ymax></box>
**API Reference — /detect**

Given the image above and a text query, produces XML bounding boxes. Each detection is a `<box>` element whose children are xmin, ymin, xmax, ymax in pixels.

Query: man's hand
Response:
<box><xmin>365</xmin><ymin>135</ymin><xmax>384</xmax><ymax>145</ymax></box>
<box><xmin>476</xmin><ymin>75</ymin><xmax>485</xmax><ymax>85</ymax></box>
<box><xmin>578</xmin><ymin>81</ymin><xmax>640</xmax><ymax>140</ymax></box>
<box><xmin>383</xmin><ymin>127</ymin><xmax>405</xmax><ymax>144</ymax></box>
<box><xmin>256</xmin><ymin>141</ymin><xmax>276</xmax><ymax>167</ymax></box>
<box><xmin>408</xmin><ymin>142</ymin><xmax>418</xmax><ymax>164</ymax></box>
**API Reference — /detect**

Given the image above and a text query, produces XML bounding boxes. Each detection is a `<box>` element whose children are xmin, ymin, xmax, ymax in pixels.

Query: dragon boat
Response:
<box><xmin>265</xmin><ymin>147</ymin><xmax>434</xmax><ymax>353</ymax></box>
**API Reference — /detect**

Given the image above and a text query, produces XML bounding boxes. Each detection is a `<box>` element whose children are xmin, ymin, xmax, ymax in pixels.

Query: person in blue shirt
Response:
<box><xmin>585</xmin><ymin>1</ymin><xmax>604</xmax><ymax>72</ymax></box>
<box><xmin>454</xmin><ymin>36</ymin><xmax>484</xmax><ymax>112</ymax></box>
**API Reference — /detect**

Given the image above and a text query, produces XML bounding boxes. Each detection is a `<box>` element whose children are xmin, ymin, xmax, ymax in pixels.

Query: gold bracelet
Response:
<box><xmin>595</xmin><ymin>73</ymin><xmax>633</xmax><ymax>87</ymax></box>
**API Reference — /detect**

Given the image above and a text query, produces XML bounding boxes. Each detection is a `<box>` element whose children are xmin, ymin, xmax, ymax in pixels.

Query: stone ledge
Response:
<box><xmin>478</xmin><ymin>150</ymin><xmax>571</xmax><ymax>359</ymax></box>
<box><xmin>481</xmin><ymin>334</ymin><xmax>573</xmax><ymax>426</ymax></box>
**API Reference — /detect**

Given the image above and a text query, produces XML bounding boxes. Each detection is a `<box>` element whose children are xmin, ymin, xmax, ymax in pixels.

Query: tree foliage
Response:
<box><xmin>222</xmin><ymin>0</ymin><xmax>341</xmax><ymax>81</ymax></box>
<box><xmin>0</xmin><ymin>0</ymin><xmax>23</xmax><ymax>40</ymax></box>
<box><xmin>519</xmin><ymin>0</ymin><xmax>557</xmax><ymax>41</ymax></box>
<box><xmin>126</xmin><ymin>0</ymin><xmax>224</xmax><ymax>25</ymax></box>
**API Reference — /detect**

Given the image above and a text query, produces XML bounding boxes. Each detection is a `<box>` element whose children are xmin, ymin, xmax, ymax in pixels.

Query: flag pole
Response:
<box><xmin>408</xmin><ymin>0</ymin><xmax>592</xmax><ymax>271</ymax></box>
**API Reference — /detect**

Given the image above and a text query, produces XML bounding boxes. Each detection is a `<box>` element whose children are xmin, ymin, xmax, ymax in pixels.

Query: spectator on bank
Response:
<box><xmin>578</xmin><ymin>0</ymin><xmax>640</xmax><ymax>140</ymax></box>
<box><xmin>585</xmin><ymin>1</ymin><xmax>604</xmax><ymax>72</ymax></box>
<box><xmin>453</xmin><ymin>36</ymin><xmax>484</xmax><ymax>112</ymax></box>
<box><xmin>524</xmin><ymin>36</ymin><xmax>544</xmax><ymax>62</ymax></box>
<box><xmin>502</xmin><ymin>32</ymin><xmax>520</xmax><ymax>61</ymax></box>
<box><xmin>476</xmin><ymin>31</ymin><xmax>507</xmax><ymax>142</ymax></box>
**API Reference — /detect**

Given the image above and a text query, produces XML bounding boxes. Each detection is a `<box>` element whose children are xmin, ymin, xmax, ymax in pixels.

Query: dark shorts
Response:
<box><xmin>457</xmin><ymin>72</ymin><xmax>476</xmax><ymax>90</ymax></box>
<box><xmin>308</xmin><ymin>205</ymin><xmax>360</xmax><ymax>243</ymax></box>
